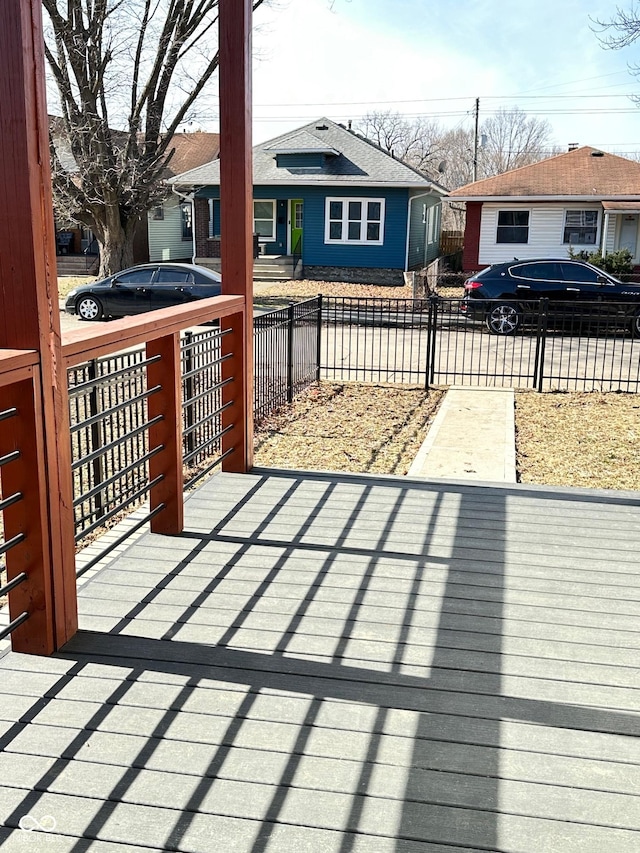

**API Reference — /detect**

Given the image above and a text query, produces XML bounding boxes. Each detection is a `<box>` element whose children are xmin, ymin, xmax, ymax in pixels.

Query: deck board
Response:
<box><xmin>1</xmin><ymin>469</ymin><xmax>640</xmax><ymax>851</ymax></box>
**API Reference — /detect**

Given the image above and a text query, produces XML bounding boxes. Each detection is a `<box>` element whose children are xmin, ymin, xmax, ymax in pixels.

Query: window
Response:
<box><xmin>496</xmin><ymin>210</ymin><xmax>529</xmax><ymax>244</ymax></box>
<box><xmin>151</xmin><ymin>205</ymin><xmax>164</xmax><ymax>221</ymax></box>
<box><xmin>254</xmin><ymin>200</ymin><xmax>276</xmax><ymax>240</ymax></box>
<box><xmin>513</xmin><ymin>262</ymin><xmax>563</xmax><ymax>281</ymax></box>
<box><xmin>563</xmin><ymin>210</ymin><xmax>598</xmax><ymax>245</ymax></box>
<box><xmin>325</xmin><ymin>197</ymin><xmax>385</xmax><ymax>244</ymax></box>
<box><xmin>558</xmin><ymin>262</ymin><xmax>603</xmax><ymax>283</ymax></box>
<box><xmin>181</xmin><ymin>203</ymin><xmax>193</xmax><ymax>241</ymax></box>
<box><xmin>156</xmin><ymin>269</ymin><xmax>194</xmax><ymax>284</ymax></box>
<box><xmin>116</xmin><ymin>269</ymin><xmax>156</xmax><ymax>285</ymax></box>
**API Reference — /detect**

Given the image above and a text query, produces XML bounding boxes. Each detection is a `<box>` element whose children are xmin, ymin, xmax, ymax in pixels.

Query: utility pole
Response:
<box><xmin>473</xmin><ymin>97</ymin><xmax>479</xmax><ymax>182</ymax></box>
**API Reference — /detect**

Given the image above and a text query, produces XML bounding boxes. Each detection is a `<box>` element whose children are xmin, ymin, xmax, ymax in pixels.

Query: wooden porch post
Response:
<box><xmin>0</xmin><ymin>1</ymin><xmax>78</xmax><ymax>650</ymax></box>
<box><xmin>219</xmin><ymin>0</ymin><xmax>254</xmax><ymax>473</ymax></box>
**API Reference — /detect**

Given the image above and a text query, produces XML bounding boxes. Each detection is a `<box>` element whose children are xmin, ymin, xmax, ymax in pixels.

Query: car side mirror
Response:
<box><xmin>597</xmin><ymin>276</ymin><xmax>608</xmax><ymax>285</ymax></box>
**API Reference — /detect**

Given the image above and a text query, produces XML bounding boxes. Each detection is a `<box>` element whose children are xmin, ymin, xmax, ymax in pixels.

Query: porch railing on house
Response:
<box><xmin>1</xmin><ymin>295</ymin><xmax>247</xmax><ymax>652</ymax></box>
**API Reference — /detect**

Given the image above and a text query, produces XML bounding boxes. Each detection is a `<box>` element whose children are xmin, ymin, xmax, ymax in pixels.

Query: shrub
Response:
<box><xmin>568</xmin><ymin>247</ymin><xmax>633</xmax><ymax>275</ymax></box>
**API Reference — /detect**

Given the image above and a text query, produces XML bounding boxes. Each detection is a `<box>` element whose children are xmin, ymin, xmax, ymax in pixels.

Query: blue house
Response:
<box><xmin>170</xmin><ymin>118</ymin><xmax>447</xmax><ymax>285</ymax></box>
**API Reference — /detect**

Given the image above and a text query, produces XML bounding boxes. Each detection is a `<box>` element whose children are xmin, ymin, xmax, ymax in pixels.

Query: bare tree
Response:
<box><xmin>592</xmin><ymin>6</ymin><xmax>640</xmax><ymax>105</ymax></box>
<box><xmin>44</xmin><ymin>0</ymin><xmax>265</xmax><ymax>276</ymax></box>
<box><xmin>480</xmin><ymin>107</ymin><xmax>559</xmax><ymax>175</ymax></box>
<box><xmin>360</xmin><ymin>111</ymin><xmax>445</xmax><ymax>174</ymax></box>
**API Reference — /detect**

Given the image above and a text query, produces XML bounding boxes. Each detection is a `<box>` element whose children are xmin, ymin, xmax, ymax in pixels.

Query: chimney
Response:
<box><xmin>568</xmin><ymin>142</ymin><xmax>579</xmax><ymax>151</ymax></box>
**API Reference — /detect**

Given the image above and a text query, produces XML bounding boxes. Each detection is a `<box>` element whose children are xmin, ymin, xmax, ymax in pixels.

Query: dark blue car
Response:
<box><xmin>461</xmin><ymin>258</ymin><xmax>640</xmax><ymax>335</ymax></box>
<box><xmin>64</xmin><ymin>263</ymin><xmax>222</xmax><ymax>321</ymax></box>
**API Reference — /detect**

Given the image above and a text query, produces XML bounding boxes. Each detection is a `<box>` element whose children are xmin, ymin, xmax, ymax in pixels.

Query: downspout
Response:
<box><xmin>171</xmin><ymin>185</ymin><xmax>196</xmax><ymax>263</ymax></box>
<box><xmin>405</xmin><ymin>191</ymin><xmax>434</xmax><ymax>271</ymax></box>
<box><xmin>602</xmin><ymin>210</ymin><xmax>610</xmax><ymax>258</ymax></box>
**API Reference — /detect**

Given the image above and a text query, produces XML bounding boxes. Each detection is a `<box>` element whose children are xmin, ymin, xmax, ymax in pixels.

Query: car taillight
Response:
<box><xmin>464</xmin><ymin>279</ymin><xmax>482</xmax><ymax>290</ymax></box>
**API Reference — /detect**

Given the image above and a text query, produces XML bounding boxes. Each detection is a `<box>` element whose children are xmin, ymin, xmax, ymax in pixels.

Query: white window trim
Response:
<box><xmin>253</xmin><ymin>199</ymin><xmax>276</xmax><ymax>241</ymax></box>
<box><xmin>495</xmin><ymin>208</ymin><xmax>531</xmax><ymax>245</ymax></box>
<box><xmin>208</xmin><ymin>198</ymin><xmax>215</xmax><ymax>238</ymax></box>
<box><xmin>562</xmin><ymin>208</ymin><xmax>600</xmax><ymax>246</ymax></box>
<box><xmin>324</xmin><ymin>197</ymin><xmax>385</xmax><ymax>245</ymax></box>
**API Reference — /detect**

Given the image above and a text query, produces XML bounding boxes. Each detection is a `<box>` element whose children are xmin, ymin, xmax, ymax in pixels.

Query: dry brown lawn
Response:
<box><xmin>255</xmin><ymin>382</ymin><xmax>443</xmax><ymax>475</ymax></box>
<box><xmin>255</xmin><ymin>381</ymin><xmax>640</xmax><ymax>491</ymax></box>
<box><xmin>515</xmin><ymin>390</ymin><xmax>640</xmax><ymax>490</ymax></box>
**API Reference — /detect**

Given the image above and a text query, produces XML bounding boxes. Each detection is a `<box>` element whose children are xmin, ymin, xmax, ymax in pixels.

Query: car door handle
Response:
<box><xmin>566</xmin><ymin>287</ymin><xmax>580</xmax><ymax>292</ymax></box>
<box><xmin>516</xmin><ymin>284</ymin><xmax>530</xmax><ymax>289</ymax></box>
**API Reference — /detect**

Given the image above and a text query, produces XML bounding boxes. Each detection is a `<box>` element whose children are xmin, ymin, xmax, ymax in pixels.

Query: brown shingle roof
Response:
<box><xmin>449</xmin><ymin>146</ymin><xmax>640</xmax><ymax>199</ymax></box>
<box><xmin>164</xmin><ymin>132</ymin><xmax>220</xmax><ymax>177</ymax></box>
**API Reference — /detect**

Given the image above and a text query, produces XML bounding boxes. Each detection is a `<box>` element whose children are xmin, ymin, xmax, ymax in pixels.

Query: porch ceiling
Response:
<box><xmin>1</xmin><ymin>469</ymin><xmax>640</xmax><ymax>851</ymax></box>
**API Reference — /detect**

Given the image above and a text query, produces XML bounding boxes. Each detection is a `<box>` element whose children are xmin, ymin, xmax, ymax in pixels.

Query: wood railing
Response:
<box><xmin>1</xmin><ymin>295</ymin><xmax>247</xmax><ymax>654</ymax></box>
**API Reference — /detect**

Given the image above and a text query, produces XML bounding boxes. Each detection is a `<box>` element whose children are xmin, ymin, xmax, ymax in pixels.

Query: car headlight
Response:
<box><xmin>66</xmin><ymin>289</ymin><xmax>78</xmax><ymax>299</ymax></box>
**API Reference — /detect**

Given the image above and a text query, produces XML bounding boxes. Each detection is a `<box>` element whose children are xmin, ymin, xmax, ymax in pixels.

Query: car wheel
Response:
<box><xmin>486</xmin><ymin>303</ymin><xmax>521</xmax><ymax>335</ymax></box>
<box><xmin>76</xmin><ymin>295</ymin><xmax>103</xmax><ymax>321</ymax></box>
<box><xmin>631</xmin><ymin>310</ymin><xmax>640</xmax><ymax>338</ymax></box>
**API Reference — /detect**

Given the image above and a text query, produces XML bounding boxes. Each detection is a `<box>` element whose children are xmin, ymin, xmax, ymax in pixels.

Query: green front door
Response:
<box><xmin>290</xmin><ymin>199</ymin><xmax>303</xmax><ymax>254</ymax></box>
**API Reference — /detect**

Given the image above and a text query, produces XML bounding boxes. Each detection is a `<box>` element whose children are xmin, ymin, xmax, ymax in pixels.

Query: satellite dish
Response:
<box><xmin>437</xmin><ymin>160</ymin><xmax>447</xmax><ymax>173</ymax></box>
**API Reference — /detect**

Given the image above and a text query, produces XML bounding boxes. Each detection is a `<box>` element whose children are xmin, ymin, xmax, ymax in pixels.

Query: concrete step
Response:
<box><xmin>56</xmin><ymin>255</ymin><xmax>99</xmax><ymax>276</ymax></box>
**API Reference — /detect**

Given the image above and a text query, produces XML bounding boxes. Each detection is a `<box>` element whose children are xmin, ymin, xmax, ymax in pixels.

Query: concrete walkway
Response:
<box><xmin>408</xmin><ymin>386</ymin><xmax>517</xmax><ymax>483</ymax></box>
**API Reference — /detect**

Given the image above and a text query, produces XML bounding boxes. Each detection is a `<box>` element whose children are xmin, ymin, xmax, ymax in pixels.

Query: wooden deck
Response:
<box><xmin>1</xmin><ymin>469</ymin><xmax>640</xmax><ymax>852</ymax></box>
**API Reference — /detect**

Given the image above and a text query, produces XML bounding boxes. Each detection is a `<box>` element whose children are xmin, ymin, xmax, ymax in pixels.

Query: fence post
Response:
<box><xmin>533</xmin><ymin>298</ymin><xmax>549</xmax><ymax>392</ymax></box>
<box><xmin>315</xmin><ymin>294</ymin><xmax>323</xmax><ymax>382</ymax></box>
<box><xmin>424</xmin><ymin>294</ymin><xmax>439</xmax><ymax>390</ymax></box>
<box><xmin>286</xmin><ymin>303</ymin><xmax>295</xmax><ymax>403</ymax></box>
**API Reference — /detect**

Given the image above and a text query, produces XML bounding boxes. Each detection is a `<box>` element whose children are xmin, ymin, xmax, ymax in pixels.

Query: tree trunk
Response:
<box><xmin>96</xmin><ymin>216</ymin><xmax>137</xmax><ymax>278</ymax></box>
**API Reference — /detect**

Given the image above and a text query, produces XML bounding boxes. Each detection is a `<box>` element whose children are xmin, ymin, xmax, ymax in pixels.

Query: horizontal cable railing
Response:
<box><xmin>0</xmin><ymin>403</ymin><xmax>29</xmax><ymax>640</ymax></box>
<box><xmin>61</xmin><ymin>294</ymin><xmax>245</xmax><ymax>574</ymax></box>
<box><xmin>182</xmin><ymin>327</ymin><xmax>235</xmax><ymax>488</ymax></box>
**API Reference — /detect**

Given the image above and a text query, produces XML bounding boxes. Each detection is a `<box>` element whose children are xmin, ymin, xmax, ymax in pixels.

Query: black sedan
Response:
<box><xmin>64</xmin><ymin>263</ymin><xmax>222</xmax><ymax>320</ymax></box>
<box><xmin>461</xmin><ymin>258</ymin><xmax>640</xmax><ymax>335</ymax></box>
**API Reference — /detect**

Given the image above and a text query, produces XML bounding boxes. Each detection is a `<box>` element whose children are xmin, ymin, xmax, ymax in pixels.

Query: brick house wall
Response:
<box><xmin>462</xmin><ymin>201</ymin><xmax>482</xmax><ymax>271</ymax></box>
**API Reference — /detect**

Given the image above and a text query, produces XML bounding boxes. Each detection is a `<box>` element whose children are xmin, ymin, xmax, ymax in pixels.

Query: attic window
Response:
<box><xmin>591</xmin><ymin>151</ymin><xmax>605</xmax><ymax>157</ymax></box>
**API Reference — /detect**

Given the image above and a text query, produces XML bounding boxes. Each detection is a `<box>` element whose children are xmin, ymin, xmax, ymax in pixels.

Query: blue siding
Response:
<box><xmin>196</xmin><ymin>185</ymin><xmax>410</xmax><ymax>268</ymax></box>
<box><xmin>276</xmin><ymin>153</ymin><xmax>324</xmax><ymax>168</ymax></box>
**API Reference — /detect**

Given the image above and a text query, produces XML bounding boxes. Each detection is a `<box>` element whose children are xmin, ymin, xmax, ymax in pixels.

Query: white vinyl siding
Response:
<box><xmin>148</xmin><ymin>196</ymin><xmax>192</xmax><ymax>262</ymax></box>
<box><xmin>478</xmin><ymin>203</ymin><xmax>602</xmax><ymax>266</ymax></box>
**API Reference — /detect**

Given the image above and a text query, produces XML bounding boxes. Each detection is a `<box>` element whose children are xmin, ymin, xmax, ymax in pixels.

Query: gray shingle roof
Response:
<box><xmin>170</xmin><ymin>117</ymin><xmax>446</xmax><ymax>191</ymax></box>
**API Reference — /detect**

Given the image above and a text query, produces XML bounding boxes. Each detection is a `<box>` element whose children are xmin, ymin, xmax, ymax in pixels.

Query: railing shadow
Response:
<box><xmin>1</xmin><ymin>469</ymin><xmax>639</xmax><ymax>850</ymax></box>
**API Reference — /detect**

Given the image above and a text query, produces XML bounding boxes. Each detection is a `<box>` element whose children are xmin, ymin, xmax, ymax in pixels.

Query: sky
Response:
<box><xmin>241</xmin><ymin>0</ymin><xmax>640</xmax><ymax>156</ymax></box>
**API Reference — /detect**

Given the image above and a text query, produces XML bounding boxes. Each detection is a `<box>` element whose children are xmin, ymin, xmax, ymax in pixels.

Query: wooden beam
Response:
<box><xmin>147</xmin><ymin>334</ymin><xmax>184</xmax><ymax>535</ymax></box>
<box><xmin>0</xmin><ymin>0</ymin><xmax>77</xmax><ymax>650</ymax></box>
<box><xmin>0</xmin><ymin>373</ymin><xmax>56</xmax><ymax>654</ymax></box>
<box><xmin>62</xmin><ymin>295</ymin><xmax>244</xmax><ymax>367</ymax></box>
<box><xmin>219</xmin><ymin>0</ymin><xmax>254</xmax><ymax>473</ymax></box>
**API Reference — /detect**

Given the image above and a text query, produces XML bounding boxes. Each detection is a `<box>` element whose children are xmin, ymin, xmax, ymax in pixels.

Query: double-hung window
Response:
<box><xmin>180</xmin><ymin>203</ymin><xmax>193</xmax><ymax>241</ymax></box>
<box><xmin>563</xmin><ymin>210</ymin><xmax>598</xmax><ymax>245</ymax></box>
<box><xmin>253</xmin><ymin>200</ymin><xmax>276</xmax><ymax>240</ymax></box>
<box><xmin>496</xmin><ymin>210</ymin><xmax>529</xmax><ymax>244</ymax></box>
<box><xmin>325</xmin><ymin>197</ymin><xmax>385</xmax><ymax>245</ymax></box>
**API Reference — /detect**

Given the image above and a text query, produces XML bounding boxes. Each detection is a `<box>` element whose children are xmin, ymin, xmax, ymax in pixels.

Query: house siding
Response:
<box><xmin>196</xmin><ymin>185</ymin><xmax>410</xmax><ymax>269</ymax></box>
<box><xmin>462</xmin><ymin>202</ymin><xmax>482</xmax><ymax>270</ymax></box>
<box><xmin>407</xmin><ymin>193</ymin><xmax>441</xmax><ymax>270</ymax></box>
<box><xmin>148</xmin><ymin>197</ymin><xmax>192</xmax><ymax>262</ymax></box>
<box><xmin>478</xmin><ymin>202</ymin><xmax>603</xmax><ymax>266</ymax></box>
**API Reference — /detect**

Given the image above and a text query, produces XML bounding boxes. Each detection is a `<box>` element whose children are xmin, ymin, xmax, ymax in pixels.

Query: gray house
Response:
<box><xmin>170</xmin><ymin>118</ymin><xmax>447</xmax><ymax>284</ymax></box>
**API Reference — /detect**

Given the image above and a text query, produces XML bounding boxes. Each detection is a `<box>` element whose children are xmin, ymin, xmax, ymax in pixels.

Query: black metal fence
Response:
<box><xmin>319</xmin><ymin>295</ymin><xmax>640</xmax><ymax>393</ymax></box>
<box><xmin>253</xmin><ymin>297</ymin><xmax>321</xmax><ymax>421</ymax></box>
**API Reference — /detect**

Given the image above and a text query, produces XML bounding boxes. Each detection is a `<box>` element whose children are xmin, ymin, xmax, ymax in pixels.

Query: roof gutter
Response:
<box><xmin>446</xmin><ymin>194</ymin><xmax>640</xmax><ymax>203</ymax></box>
